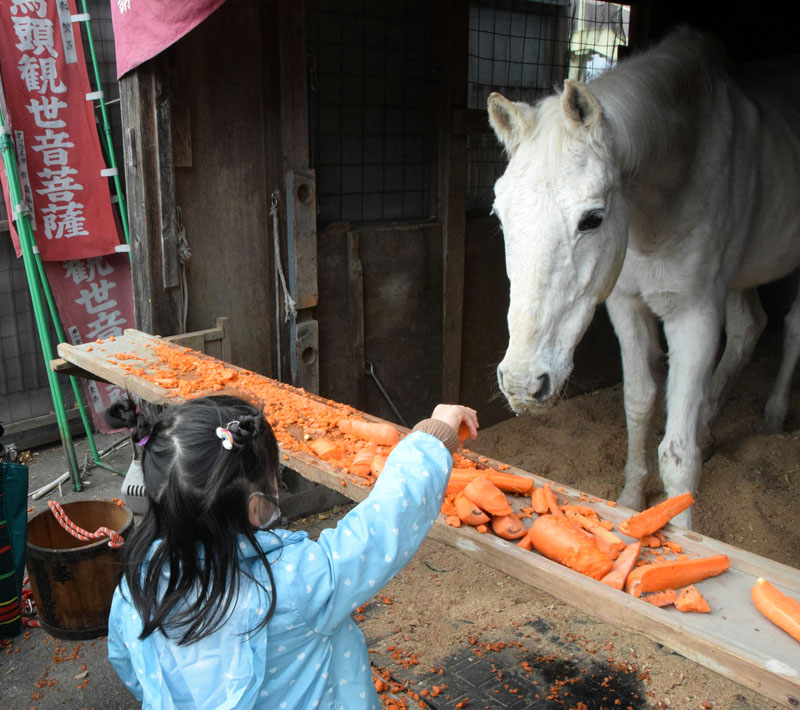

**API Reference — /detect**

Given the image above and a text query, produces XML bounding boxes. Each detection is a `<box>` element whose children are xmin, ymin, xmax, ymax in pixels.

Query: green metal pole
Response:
<box><xmin>0</xmin><ymin>123</ymin><xmax>82</xmax><ymax>490</ymax></box>
<box><xmin>32</xmin><ymin>252</ymin><xmax>123</xmax><ymax>476</ymax></box>
<box><xmin>75</xmin><ymin>4</ymin><xmax>130</xmax><ymax>248</ymax></box>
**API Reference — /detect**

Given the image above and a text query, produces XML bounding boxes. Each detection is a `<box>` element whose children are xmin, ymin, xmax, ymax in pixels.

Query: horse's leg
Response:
<box><xmin>763</xmin><ymin>278</ymin><xmax>800</xmax><ymax>432</ymax></box>
<box><xmin>606</xmin><ymin>292</ymin><xmax>662</xmax><ymax>512</ymax></box>
<box><xmin>659</xmin><ymin>306</ymin><xmax>722</xmax><ymax>530</ymax></box>
<box><xmin>702</xmin><ymin>289</ymin><xmax>766</xmax><ymax>449</ymax></box>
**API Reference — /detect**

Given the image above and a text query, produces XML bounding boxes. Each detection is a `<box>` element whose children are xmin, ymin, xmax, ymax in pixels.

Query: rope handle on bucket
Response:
<box><xmin>47</xmin><ymin>500</ymin><xmax>125</xmax><ymax>548</ymax></box>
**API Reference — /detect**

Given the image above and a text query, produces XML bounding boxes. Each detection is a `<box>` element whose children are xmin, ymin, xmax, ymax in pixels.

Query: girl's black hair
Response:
<box><xmin>106</xmin><ymin>394</ymin><xmax>280</xmax><ymax>645</ymax></box>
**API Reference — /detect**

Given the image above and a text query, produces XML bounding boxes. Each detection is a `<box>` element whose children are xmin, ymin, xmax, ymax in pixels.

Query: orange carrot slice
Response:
<box><xmin>751</xmin><ymin>577</ymin><xmax>800</xmax><ymax>643</ymax></box>
<box><xmin>567</xmin><ymin>512</ymin><xmax>627</xmax><ymax>552</ymax></box>
<box><xmin>310</xmin><ymin>438</ymin><xmax>343</xmax><ymax>461</ymax></box>
<box><xmin>462</xmin><ymin>477</ymin><xmax>513</xmax><ymax>517</ymax></box>
<box><xmin>455</xmin><ymin>493</ymin><xmax>490</xmax><ymax>526</ymax></box>
<box><xmin>600</xmin><ymin>541</ymin><xmax>642</xmax><ymax>590</ymax></box>
<box><xmin>486</xmin><ymin>471</ymin><xmax>534</xmax><ymax>495</ymax></box>
<box><xmin>337</xmin><ymin>418</ymin><xmax>399</xmax><ymax>446</ymax></box>
<box><xmin>370</xmin><ymin>454</ymin><xmax>387</xmax><ymax>476</ymax></box>
<box><xmin>490</xmin><ymin>512</ymin><xmax>527</xmax><ymax>540</ymax></box>
<box><xmin>528</xmin><ymin>514</ymin><xmax>614</xmax><ymax>580</ymax></box>
<box><xmin>625</xmin><ymin>554</ymin><xmax>729</xmax><ymax>598</ymax></box>
<box><xmin>674</xmin><ymin>585</ymin><xmax>711</xmax><ymax>613</ymax></box>
<box><xmin>617</xmin><ymin>492</ymin><xmax>694</xmax><ymax>539</ymax></box>
<box><xmin>542</xmin><ymin>484</ymin><xmax>564</xmax><ymax>517</ymax></box>
<box><xmin>350</xmin><ymin>442</ymin><xmax>377</xmax><ymax>475</ymax></box>
<box><xmin>445</xmin><ymin>468</ymin><xmax>488</xmax><ymax>498</ymax></box>
<box><xmin>641</xmin><ymin>589</ymin><xmax>677</xmax><ymax>607</ymax></box>
<box><xmin>530</xmin><ymin>486</ymin><xmax>549</xmax><ymax>514</ymax></box>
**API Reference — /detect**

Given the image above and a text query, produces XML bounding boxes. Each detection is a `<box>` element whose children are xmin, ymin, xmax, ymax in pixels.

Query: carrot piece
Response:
<box><xmin>337</xmin><ymin>418</ymin><xmax>399</xmax><ymax>446</ymax></box>
<box><xmin>562</xmin><ymin>504</ymin><xmax>599</xmax><ymax>519</ymax></box>
<box><xmin>475</xmin><ymin>524</ymin><xmax>488</xmax><ymax>534</ymax></box>
<box><xmin>445</xmin><ymin>468</ymin><xmax>488</xmax><ymax>498</ymax></box>
<box><xmin>751</xmin><ymin>577</ymin><xmax>800</xmax><ymax>643</ymax></box>
<box><xmin>462</xmin><ymin>477</ymin><xmax>513</xmax><ymax>517</ymax></box>
<box><xmin>624</xmin><ymin>554</ymin><xmax>730</xmax><ymax>598</ymax></box>
<box><xmin>350</xmin><ymin>442</ymin><xmax>377</xmax><ymax>475</ymax></box>
<box><xmin>517</xmin><ymin>528</ymin><xmax>534</xmax><ymax>550</ymax></box>
<box><xmin>455</xmin><ymin>493</ymin><xmax>491</xmax><ymax>526</ymax></box>
<box><xmin>542</xmin><ymin>485</ymin><xmax>564</xmax><ymax>517</ymax></box>
<box><xmin>370</xmin><ymin>454</ymin><xmax>387</xmax><ymax>476</ymax></box>
<box><xmin>642</xmin><ymin>589</ymin><xmax>677</xmax><ymax>607</ymax></box>
<box><xmin>674</xmin><ymin>585</ymin><xmax>711</xmax><ymax>613</ymax></box>
<box><xmin>528</xmin><ymin>514</ymin><xmax>614</xmax><ymax>580</ymax></box>
<box><xmin>530</xmin><ymin>487</ymin><xmax>549</xmax><ymax>515</ymax></box>
<box><xmin>617</xmin><ymin>492</ymin><xmax>695</xmax><ymax>539</ymax></box>
<box><xmin>457</xmin><ymin>421</ymin><xmax>471</xmax><ymax>442</ymax></box>
<box><xmin>486</xmin><ymin>471</ymin><xmax>534</xmax><ymax>495</ymax></box>
<box><xmin>568</xmin><ymin>512</ymin><xmax>627</xmax><ymax>552</ymax></box>
<box><xmin>600</xmin><ymin>541</ymin><xmax>642</xmax><ymax>590</ymax></box>
<box><xmin>445</xmin><ymin>515</ymin><xmax>462</xmax><ymax>528</ymax></box>
<box><xmin>310</xmin><ymin>438</ymin><xmax>343</xmax><ymax>461</ymax></box>
<box><xmin>490</xmin><ymin>512</ymin><xmax>527</xmax><ymax>540</ymax></box>
<box><xmin>642</xmin><ymin>535</ymin><xmax>662</xmax><ymax>548</ymax></box>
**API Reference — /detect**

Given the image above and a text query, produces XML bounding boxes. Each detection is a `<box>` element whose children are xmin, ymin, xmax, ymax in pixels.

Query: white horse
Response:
<box><xmin>488</xmin><ymin>28</ymin><xmax>800</xmax><ymax>528</ymax></box>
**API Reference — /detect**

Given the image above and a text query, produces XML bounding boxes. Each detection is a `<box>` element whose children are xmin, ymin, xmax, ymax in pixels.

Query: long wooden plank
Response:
<box><xmin>56</xmin><ymin>331</ymin><xmax>800</xmax><ymax>708</ymax></box>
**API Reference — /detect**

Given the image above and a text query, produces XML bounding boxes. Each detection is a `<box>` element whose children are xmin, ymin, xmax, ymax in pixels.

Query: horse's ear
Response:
<box><xmin>562</xmin><ymin>79</ymin><xmax>602</xmax><ymax>127</ymax></box>
<box><xmin>487</xmin><ymin>92</ymin><xmax>536</xmax><ymax>155</ymax></box>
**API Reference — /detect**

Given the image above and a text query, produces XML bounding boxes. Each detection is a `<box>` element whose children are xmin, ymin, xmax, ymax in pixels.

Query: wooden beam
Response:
<box><xmin>119</xmin><ymin>57</ymin><xmax>182</xmax><ymax>337</ymax></box>
<box><xmin>434</xmin><ymin>0</ymin><xmax>469</xmax><ymax>403</ymax></box>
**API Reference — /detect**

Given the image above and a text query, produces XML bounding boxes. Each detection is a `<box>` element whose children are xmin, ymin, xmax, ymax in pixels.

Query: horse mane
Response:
<box><xmin>526</xmin><ymin>27</ymin><xmax>722</xmax><ymax>177</ymax></box>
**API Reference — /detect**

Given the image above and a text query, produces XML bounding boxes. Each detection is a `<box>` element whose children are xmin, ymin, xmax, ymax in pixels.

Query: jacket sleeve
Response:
<box><xmin>293</xmin><ymin>431</ymin><xmax>452</xmax><ymax>634</ymax></box>
<box><xmin>107</xmin><ymin>585</ymin><xmax>144</xmax><ymax>702</ymax></box>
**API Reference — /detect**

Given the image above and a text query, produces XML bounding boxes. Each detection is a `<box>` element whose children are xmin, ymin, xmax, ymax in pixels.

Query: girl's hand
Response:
<box><xmin>430</xmin><ymin>404</ymin><xmax>479</xmax><ymax>442</ymax></box>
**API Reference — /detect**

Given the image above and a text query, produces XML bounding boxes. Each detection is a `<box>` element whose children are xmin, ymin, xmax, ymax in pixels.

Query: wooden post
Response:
<box><xmin>119</xmin><ymin>58</ymin><xmax>182</xmax><ymax>337</ymax></box>
<box><xmin>434</xmin><ymin>0</ymin><xmax>469</xmax><ymax>403</ymax></box>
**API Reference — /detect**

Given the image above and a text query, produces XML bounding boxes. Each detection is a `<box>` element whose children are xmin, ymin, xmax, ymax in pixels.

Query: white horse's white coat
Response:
<box><xmin>488</xmin><ymin>28</ymin><xmax>800</xmax><ymax>527</ymax></box>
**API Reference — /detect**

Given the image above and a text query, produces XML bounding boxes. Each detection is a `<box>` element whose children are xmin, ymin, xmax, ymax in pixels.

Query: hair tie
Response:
<box><xmin>136</xmin><ymin>434</ymin><xmax>149</xmax><ymax>447</ymax></box>
<box><xmin>216</xmin><ymin>421</ymin><xmax>239</xmax><ymax>450</ymax></box>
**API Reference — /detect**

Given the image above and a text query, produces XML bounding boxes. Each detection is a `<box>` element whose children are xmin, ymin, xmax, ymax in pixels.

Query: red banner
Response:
<box><xmin>111</xmin><ymin>0</ymin><xmax>227</xmax><ymax>78</ymax></box>
<box><xmin>44</xmin><ymin>254</ymin><xmax>134</xmax><ymax>433</ymax></box>
<box><xmin>0</xmin><ymin>0</ymin><xmax>122</xmax><ymax>261</ymax></box>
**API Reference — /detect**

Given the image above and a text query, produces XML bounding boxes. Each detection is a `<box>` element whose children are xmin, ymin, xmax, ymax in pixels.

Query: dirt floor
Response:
<box><xmin>2</xmin><ymin>348</ymin><xmax>798</xmax><ymax>709</ymax></box>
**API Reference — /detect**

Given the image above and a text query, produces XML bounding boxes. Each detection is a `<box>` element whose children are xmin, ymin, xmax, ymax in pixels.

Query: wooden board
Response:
<box><xmin>56</xmin><ymin>330</ymin><xmax>800</xmax><ymax>708</ymax></box>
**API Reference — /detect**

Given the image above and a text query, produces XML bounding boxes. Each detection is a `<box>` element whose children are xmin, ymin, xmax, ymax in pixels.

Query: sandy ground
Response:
<box><xmin>2</xmin><ymin>347</ymin><xmax>797</xmax><ymax>709</ymax></box>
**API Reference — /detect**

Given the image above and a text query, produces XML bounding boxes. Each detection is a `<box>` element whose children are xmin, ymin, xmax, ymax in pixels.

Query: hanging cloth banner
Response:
<box><xmin>110</xmin><ymin>0</ymin><xmax>227</xmax><ymax>78</ymax></box>
<box><xmin>43</xmin><ymin>253</ymin><xmax>133</xmax><ymax>433</ymax></box>
<box><xmin>0</xmin><ymin>0</ymin><xmax>122</xmax><ymax>261</ymax></box>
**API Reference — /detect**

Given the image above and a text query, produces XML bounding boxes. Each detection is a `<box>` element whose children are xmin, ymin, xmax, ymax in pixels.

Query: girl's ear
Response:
<box><xmin>247</xmin><ymin>493</ymin><xmax>264</xmax><ymax>528</ymax></box>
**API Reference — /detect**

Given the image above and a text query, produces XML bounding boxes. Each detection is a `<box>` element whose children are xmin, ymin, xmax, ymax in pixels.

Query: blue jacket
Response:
<box><xmin>107</xmin><ymin>431</ymin><xmax>453</xmax><ymax>709</ymax></box>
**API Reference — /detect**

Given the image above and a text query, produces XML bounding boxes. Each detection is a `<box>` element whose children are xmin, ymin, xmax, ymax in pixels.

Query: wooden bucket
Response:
<box><xmin>26</xmin><ymin>500</ymin><xmax>133</xmax><ymax>640</ymax></box>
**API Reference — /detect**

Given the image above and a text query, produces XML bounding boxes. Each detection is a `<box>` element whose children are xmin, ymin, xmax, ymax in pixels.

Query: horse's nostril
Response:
<box><xmin>533</xmin><ymin>373</ymin><xmax>551</xmax><ymax>402</ymax></box>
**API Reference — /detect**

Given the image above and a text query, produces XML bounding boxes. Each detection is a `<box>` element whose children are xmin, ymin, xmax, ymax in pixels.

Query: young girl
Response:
<box><xmin>106</xmin><ymin>394</ymin><xmax>478</xmax><ymax>709</ymax></box>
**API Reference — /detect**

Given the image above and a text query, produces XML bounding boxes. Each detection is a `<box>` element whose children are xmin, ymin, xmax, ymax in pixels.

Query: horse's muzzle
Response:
<box><xmin>497</xmin><ymin>366</ymin><xmax>553</xmax><ymax>411</ymax></box>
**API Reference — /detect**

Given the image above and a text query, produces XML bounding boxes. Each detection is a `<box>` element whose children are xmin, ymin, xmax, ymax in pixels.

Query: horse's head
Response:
<box><xmin>488</xmin><ymin>81</ymin><xmax>628</xmax><ymax>413</ymax></box>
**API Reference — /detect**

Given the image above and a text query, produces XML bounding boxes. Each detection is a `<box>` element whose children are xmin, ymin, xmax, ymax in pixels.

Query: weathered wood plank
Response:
<box><xmin>56</xmin><ymin>330</ymin><xmax>800</xmax><ymax>708</ymax></box>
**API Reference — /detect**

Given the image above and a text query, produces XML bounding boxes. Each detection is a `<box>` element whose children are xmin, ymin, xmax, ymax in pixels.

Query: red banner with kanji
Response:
<box><xmin>0</xmin><ymin>0</ymin><xmax>122</xmax><ymax>261</ymax></box>
<box><xmin>43</xmin><ymin>254</ymin><xmax>134</xmax><ymax>432</ymax></box>
<box><xmin>111</xmin><ymin>0</ymin><xmax>227</xmax><ymax>78</ymax></box>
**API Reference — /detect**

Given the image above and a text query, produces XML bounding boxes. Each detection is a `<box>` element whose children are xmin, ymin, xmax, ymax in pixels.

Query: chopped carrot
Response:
<box><xmin>486</xmin><ymin>471</ymin><xmax>534</xmax><ymax>495</ymax></box>
<box><xmin>462</xmin><ymin>477</ymin><xmax>513</xmax><ymax>517</ymax></box>
<box><xmin>370</xmin><ymin>454</ymin><xmax>387</xmax><ymax>477</ymax></box>
<box><xmin>530</xmin><ymin>486</ymin><xmax>549</xmax><ymax>515</ymax></box>
<box><xmin>567</xmin><ymin>512</ymin><xmax>626</xmax><ymax>552</ymax></box>
<box><xmin>475</xmin><ymin>524</ymin><xmax>489</xmax><ymax>534</ymax></box>
<box><xmin>528</xmin><ymin>514</ymin><xmax>614</xmax><ymax>580</ymax></box>
<box><xmin>490</xmin><ymin>512</ymin><xmax>527</xmax><ymax>540</ymax></box>
<box><xmin>350</xmin><ymin>442</ymin><xmax>377</xmax><ymax>475</ymax></box>
<box><xmin>617</xmin><ymin>492</ymin><xmax>694</xmax><ymax>539</ymax></box>
<box><xmin>542</xmin><ymin>484</ymin><xmax>564</xmax><ymax>518</ymax></box>
<box><xmin>625</xmin><ymin>554</ymin><xmax>730</xmax><ymax>598</ymax></box>
<box><xmin>641</xmin><ymin>589</ymin><xmax>677</xmax><ymax>607</ymax></box>
<box><xmin>642</xmin><ymin>535</ymin><xmax>662</xmax><ymax>548</ymax></box>
<box><xmin>751</xmin><ymin>577</ymin><xmax>800</xmax><ymax>643</ymax></box>
<box><xmin>674</xmin><ymin>585</ymin><xmax>711</xmax><ymax>613</ymax></box>
<box><xmin>445</xmin><ymin>515</ymin><xmax>462</xmax><ymax>528</ymax></box>
<box><xmin>445</xmin><ymin>468</ymin><xmax>488</xmax><ymax>498</ymax></box>
<box><xmin>455</xmin><ymin>493</ymin><xmax>491</xmax><ymax>526</ymax></box>
<box><xmin>457</xmin><ymin>421</ymin><xmax>471</xmax><ymax>442</ymax></box>
<box><xmin>600</xmin><ymin>541</ymin><xmax>642</xmax><ymax>590</ymax></box>
<box><xmin>517</xmin><ymin>528</ymin><xmax>534</xmax><ymax>551</ymax></box>
<box><xmin>310</xmin><ymin>438</ymin><xmax>343</xmax><ymax>461</ymax></box>
<box><xmin>337</xmin><ymin>418</ymin><xmax>399</xmax><ymax>446</ymax></box>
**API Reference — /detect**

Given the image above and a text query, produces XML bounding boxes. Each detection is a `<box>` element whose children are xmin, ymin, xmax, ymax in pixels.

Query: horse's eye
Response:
<box><xmin>578</xmin><ymin>210</ymin><xmax>604</xmax><ymax>232</ymax></box>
